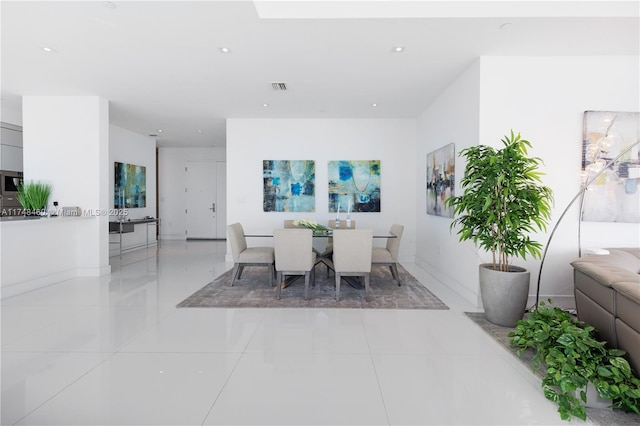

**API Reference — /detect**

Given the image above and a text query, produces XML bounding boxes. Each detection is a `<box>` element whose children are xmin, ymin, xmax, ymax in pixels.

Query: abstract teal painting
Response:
<box><xmin>114</xmin><ymin>162</ymin><xmax>146</xmax><ymax>208</ymax></box>
<box><xmin>263</xmin><ymin>160</ymin><xmax>315</xmax><ymax>212</ymax></box>
<box><xmin>328</xmin><ymin>160</ymin><xmax>381</xmax><ymax>213</ymax></box>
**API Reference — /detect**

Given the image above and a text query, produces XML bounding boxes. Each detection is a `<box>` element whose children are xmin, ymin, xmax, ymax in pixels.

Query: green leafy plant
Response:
<box><xmin>509</xmin><ymin>300</ymin><xmax>640</xmax><ymax>421</ymax></box>
<box><xmin>16</xmin><ymin>180</ymin><xmax>53</xmax><ymax>214</ymax></box>
<box><xmin>292</xmin><ymin>219</ymin><xmax>330</xmax><ymax>232</ymax></box>
<box><xmin>445</xmin><ymin>131</ymin><xmax>554</xmax><ymax>271</ymax></box>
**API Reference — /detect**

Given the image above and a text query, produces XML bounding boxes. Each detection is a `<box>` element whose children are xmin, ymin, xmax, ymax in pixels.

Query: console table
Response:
<box><xmin>109</xmin><ymin>218</ymin><xmax>159</xmax><ymax>255</ymax></box>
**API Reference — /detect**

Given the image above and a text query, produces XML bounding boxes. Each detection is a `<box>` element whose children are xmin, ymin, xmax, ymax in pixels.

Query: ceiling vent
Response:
<box><xmin>271</xmin><ymin>82</ymin><xmax>287</xmax><ymax>91</ymax></box>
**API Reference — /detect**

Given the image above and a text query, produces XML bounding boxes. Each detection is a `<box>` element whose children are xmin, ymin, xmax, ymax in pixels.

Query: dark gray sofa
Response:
<box><xmin>571</xmin><ymin>248</ymin><xmax>640</xmax><ymax>375</ymax></box>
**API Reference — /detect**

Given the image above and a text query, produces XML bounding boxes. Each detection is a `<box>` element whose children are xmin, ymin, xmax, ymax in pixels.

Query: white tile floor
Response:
<box><xmin>1</xmin><ymin>240</ymin><xmax>577</xmax><ymax>425</ymax></box>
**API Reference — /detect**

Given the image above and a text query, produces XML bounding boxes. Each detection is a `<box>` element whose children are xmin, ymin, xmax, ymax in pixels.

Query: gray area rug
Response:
<box><xmin>178</xmin><ymin>264</ymin><xmax>449</xmax><ymax>309</ymax></box>
<box><xmin>465</xmin><ymin>312</ymin><xmax>640</xmax><ymax>426</ymax></box>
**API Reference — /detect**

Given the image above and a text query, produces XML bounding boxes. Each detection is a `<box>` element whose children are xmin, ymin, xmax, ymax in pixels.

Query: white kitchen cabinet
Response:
<box><xmin>0</xmin><ymin>122</ymin><xmax>23</xmax><ymax>171</ymax></box>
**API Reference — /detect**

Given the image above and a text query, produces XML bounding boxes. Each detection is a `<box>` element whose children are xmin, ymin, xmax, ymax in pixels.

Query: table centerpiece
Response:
<box><xmin>292</xmin><ymin>219</ymin><xmax>332</xmax><ymax>235</ymax></box>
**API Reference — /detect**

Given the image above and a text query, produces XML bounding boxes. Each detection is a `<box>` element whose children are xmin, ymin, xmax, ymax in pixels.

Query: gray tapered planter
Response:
<box><xmin>479</xmin><ymin>264</ymin><xmax>530</xmax><ymax>327</ymax></box>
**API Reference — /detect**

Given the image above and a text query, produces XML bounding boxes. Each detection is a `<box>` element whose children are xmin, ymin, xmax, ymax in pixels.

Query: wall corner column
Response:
<box><xmin>22</xmin><ymin>96</ymin><xmax>111</xmax><ymax>278</ymax></box>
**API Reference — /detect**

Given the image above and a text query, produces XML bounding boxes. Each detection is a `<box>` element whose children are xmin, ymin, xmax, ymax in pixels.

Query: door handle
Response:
<box><xmin>209</xmin><ymin>203</ymin><xmax>216</xmax><ymax>212</ymax></box>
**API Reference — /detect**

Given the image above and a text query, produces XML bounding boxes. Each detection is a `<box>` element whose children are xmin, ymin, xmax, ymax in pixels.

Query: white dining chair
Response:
<box><xmin>372</xmin><ymin>224</ymin><xmax>404</xmax><ymax>286</ymax></box>
<box><xmin>274</xmin><ymin>228</ymin><xmax>316</xmax><ymax>300</ymax></box>
<box><xmin>322</xmin><ymin>219</ymin><xmax>357</xmax><ymax>277</ymax></box>
<box><xmin>332</xmin><ymin>229</ymin><xmax>373</xmax><ymax>301</ymax></box>
<box><xmin>227</xmin><ymin>223</ymin><xmax>274</xmax><ymax>287</ymax></box>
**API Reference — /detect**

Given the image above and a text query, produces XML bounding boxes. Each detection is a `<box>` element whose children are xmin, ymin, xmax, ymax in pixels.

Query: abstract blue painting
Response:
<box><xmin>263</xmin><ymin>160</ymin><xmax>315</xmax><ymax>212</ymax></box>
<box><xmin>328</xmin><ymin>160</ymin><xmax>381</xmax><ymax>213</ymax></box>
<box><xmin>114</xmin><ymin>161</ymin><xmax>146</xmax><ymax>208</ymax></box>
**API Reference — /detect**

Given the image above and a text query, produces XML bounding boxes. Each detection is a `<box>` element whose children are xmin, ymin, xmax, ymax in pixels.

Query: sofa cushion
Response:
<box><xmin>570</xmin><ymin>248</ymin><xmax>640</xmax><ymax>288</ymax></box>
<box><xmin>617</xmin><ymin>248</ymin><xmax>640</xmax><ymax>261</ymax></box>
<box><xmin>615</xmin><ymin>319</ymin><xmax>640</xmax><ymax>375</ymax></box>
<box><xmin>615</xmin><ymin>287</ymin><xmax>640</xmax><ymax>333</ymax></box>
<box><xmin>575</xmin><ymin>288</ymin><xmax>617</xmax><ymax>346</ymax></box>
<box><xmin>574</xmin><ymin>270</ymin><xmax>616</xmax><ymax>312</ymax></box>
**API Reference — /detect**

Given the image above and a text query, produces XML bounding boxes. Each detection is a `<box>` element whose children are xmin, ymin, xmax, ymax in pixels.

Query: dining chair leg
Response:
<box><xmin>275</xmin><ymin>271</ymin><xmax>283</xmax><ymax>299</ymax></box>
<box><xmin>390</xmin><ymin>263</ymin><xmax>401</xmax><ymax>286</ymax></box>
<box><xmin>304</xmin><ymin>271</ymin><xmax>310</xmax><ymax>300</ymax></box>
<box><xmin>335</xmin><ymin>273</ymin><xmax>341</xmax><ymax>301</ymax></box>
<box><xmin>237</xmin><ymin>265</ymin><xmax>245</xmax><ymax>280</ymax></box>
<box><xmin>270</xmin><ymin>264</ymin><xmax>275</xmax><ymax>287</ymax></box>
<box><xmin>230</xmin><ymin>264</ymin><xmax>240</xmax><ymax>287</ymax></box>
<box><xmin>364</xmin><ymin>273</ymin><xmax>371</xmax><ymax>302</ymax></box>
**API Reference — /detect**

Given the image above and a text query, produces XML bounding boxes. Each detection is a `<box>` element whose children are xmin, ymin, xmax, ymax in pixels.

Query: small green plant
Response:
<box><xmin>509</xmin><ymin>300</ymin><xmax>640</xmax><ymax>421</ymax></box>
<box><xmin>444</xmin><ymin>131</ymin><xmax>554</xmax><ymax>271</ymax></box>
<box><xmin>16</xmin><ymin>180</ymin><xmax>53</xmax><ymax>214</ymax></box>
<box><xmin>292</xmin><ymin>219</ymin><xmax>330</xmax><ymax>232</ymax></box>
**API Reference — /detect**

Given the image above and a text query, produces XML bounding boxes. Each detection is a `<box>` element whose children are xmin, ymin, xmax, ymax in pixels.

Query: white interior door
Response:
<box><xmin>185</xmin><ymin>161</ymin><xmax>226</xmax><ymax>239</ymax></box>
<box><xmin>216</xmin><ymin>161</ymin><xmax>227</xmax><ymax>238</ymax></box>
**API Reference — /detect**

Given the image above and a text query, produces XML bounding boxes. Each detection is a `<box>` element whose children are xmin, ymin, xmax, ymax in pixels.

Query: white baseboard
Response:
<box><xmin>415</xmin><ymin>256</ymin><xmax>480</xmax><ymax>307</ymax></box>
<box><xmin>414</xmin><ymin>256</ymin><xmax>576</xmax><ymax>311</ymax></box>
<box><xmin>1</xmin><ymin>265</ymin><xmax>112</xmax><ymax>299</ymax></box>
<box><xmin>527</xmin><ymin>294</ymin><xmax>575</xmax><ymax>310</ymax></box>
<box><xmin>77</xmin><ymin>265</ymin><xmax>111</xmax><ymax>277</ymax></box>
<box><xmin>1</xmin><ymin>269</ymin><xmax>76</xmax><ymax>299</ymax></box>
<box><xmin>159</xmin><ymin>234</ymin><xmax>187</xmax><ymax>241</ymax></box>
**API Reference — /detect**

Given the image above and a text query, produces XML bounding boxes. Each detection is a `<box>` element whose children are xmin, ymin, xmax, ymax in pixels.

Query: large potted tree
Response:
<box><xmin>445</xmin><ymin>130</ymin><xmax>553</xmax><ymax>327</ymax></box>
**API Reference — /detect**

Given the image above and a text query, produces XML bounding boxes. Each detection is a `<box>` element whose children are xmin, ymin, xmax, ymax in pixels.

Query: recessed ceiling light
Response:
<box><xmin>220</xmin><ymin>47</ymin><xmax>231</xmax><ymax>53</ymax></box>
<box><xmin>372</xmin><ymin>103</ymin><xmax>379</xmax><ymax>107</ymax></box>
<box><xmin>197</xmin><ymin>129</ymin><xmax>204</xmax><ymax>133</ymax></box>
<box><xmin>41</xmin><ymin>46</ymin><xmax>57</xmax><ymax>53</ymax></box>
<box><xmin>262</xmin><ymin>103</ymin><xmax>269</xmax><ymax>107</ymax></box>
<box><xmin>157</xmin><ymin>129</ymin><xmax>163</xmax><ymax>133</ymax></box>
<box><xmin>392</xmin><ymin>46</ymin><xmax>405</xmax><ymax>53</ymax></box>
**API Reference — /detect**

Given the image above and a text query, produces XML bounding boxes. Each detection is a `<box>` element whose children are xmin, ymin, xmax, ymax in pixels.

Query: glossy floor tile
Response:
<box><xmin>204</xmin><ymin>352</ymin><xmax>389</xmax><ymax>425</ymax></box>
<box><xmin>14</xmin><ymin>353</ymin><xmax>241</xmax><ymax>426</ymax></box>
<box><xmin>2</xmin><ymin>240</ymin><xmax>576</xmax><ymax>425</ymax></box>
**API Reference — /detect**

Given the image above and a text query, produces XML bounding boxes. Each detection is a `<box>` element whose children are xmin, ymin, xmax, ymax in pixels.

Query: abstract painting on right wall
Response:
<box><xmin>426</xmin><ymin>143</ymin><xmax>455</xmax><ymax>217</ymax></box>
<box><xmin>582</xmin><ymin>111</ymin><xmax>640</xmax><ymax>222</ymax></box>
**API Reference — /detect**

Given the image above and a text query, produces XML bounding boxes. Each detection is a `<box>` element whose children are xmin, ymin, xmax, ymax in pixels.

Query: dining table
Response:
<box><xmin>245</xmin><ymin>229</ymin><xmax>396</xmax><ymax>289</ymax></box>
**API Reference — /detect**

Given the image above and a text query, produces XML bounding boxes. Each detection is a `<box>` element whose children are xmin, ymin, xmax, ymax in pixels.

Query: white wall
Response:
<box><xmin>417</xmin><ymin>56</ymin><xmax>640</xmax><ymax>308</ymax></box>
<box><xmin>226</xmin><ymin>118</ymin><xmax>417</xmax><ymax>261</ymax></box>
<box><xmin>109</xmin><ymin>125</ymin><xmax>157</xmax><ymax>219</ymax></box>
<box><xmin>157</xmin><ymin>147</ymin><xmax>226</xmax><ymax>239</ymax></box>
<box><xmin>2</xmin><ymin>96</ymin><xmax>111</xmax><ymax>295</ymax></box>
<box><xmin>108</xmin><ymin>125</ymin><xmax>158</xmax><ymax>255</ymax></box>
<box><xmin>416</xmin><ymin>59</ymin><xmax>482</xmax><ymax>306</ymax></box>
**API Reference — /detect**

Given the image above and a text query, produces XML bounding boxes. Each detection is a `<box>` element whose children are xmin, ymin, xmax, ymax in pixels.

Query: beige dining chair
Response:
<box><xmin>285</xmin><ymin>218</ymin><xmax>327</xmax><ymax>263</ymax></box>
<box><xmin>332</xmin><ymin>229</ymin><xmax>373</xmax><ymax>301</ymax></box>
<box><xmin>274</xmin><ymin>228</ymin><xmax>316</xmax><ymax>300</ymax></box>
<box><xmin>372</xmin><ymin>224</ymin><xmax>404</xmax><ymax>286</ymax></box>
<box><xmin>323</xmin><ymin>219</ymin><xmax>356</xmax><ymax>277</ymax></box>
<box><xmin>227</xmin><ymin>223</ymin><xmax>274</xmax><ymax>287</ymax></box>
